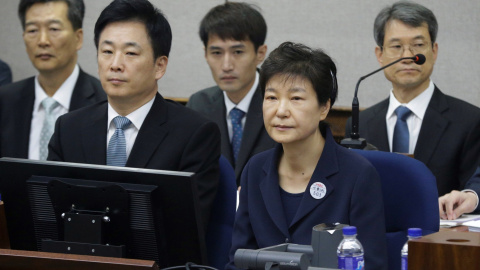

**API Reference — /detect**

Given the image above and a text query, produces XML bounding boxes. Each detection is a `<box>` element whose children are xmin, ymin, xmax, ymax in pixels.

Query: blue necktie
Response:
<box><xmin>392</xmin><ymin>106</ymin><xmax>412</xmax><ymax>153</ymax></box>
<box><xmin>39</xmin><ymin>97</ymin><xmax>59</xmax><ymax>160</ymax></box>
<box><xmin>230</xmin><ymin>108</ymin><xmax>245</xmax><ymax>162</ymax></box>
<box><xmin>107</xmin><ymin>116</ymin><xmax>131</xmax><ymax>166</ymax></box>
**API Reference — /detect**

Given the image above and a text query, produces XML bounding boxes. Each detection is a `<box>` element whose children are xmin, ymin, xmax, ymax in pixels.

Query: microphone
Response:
<box><xmin>234</xmin><ymin>249</ymin><xmax>310</xmax><ymax>270</ymax></box>
<box><xmin>340</xmin><ymin>54</ymin><xmax>426</xmax><ymax>149</ymax></box>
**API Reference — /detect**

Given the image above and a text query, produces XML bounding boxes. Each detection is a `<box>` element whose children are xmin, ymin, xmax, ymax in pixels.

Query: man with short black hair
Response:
<box><xmin>48</xmin><ymin>0</ymin><xmax>220</xmax><ymax>229</ymax></box>
<box><xmin>187</xmin><ymin>2</ymin><xmax>275</xmax><ymax>185</ymax></box>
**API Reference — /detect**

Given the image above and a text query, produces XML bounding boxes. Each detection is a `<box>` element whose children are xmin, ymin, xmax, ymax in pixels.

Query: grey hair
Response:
<box><xmin>373</xmin><ymin>1</ymin><xmax>438</xmax><ymax>47</ymax></box>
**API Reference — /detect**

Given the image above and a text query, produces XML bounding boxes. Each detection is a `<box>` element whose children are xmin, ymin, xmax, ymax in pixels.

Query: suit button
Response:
<box><xmin>285</xmin><ymin>238</ymin><xmax>289</xmax><ymax>243</ymax></box>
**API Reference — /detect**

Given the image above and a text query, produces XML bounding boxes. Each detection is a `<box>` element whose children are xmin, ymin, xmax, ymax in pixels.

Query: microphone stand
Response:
<box><xmin>341</xmin><ymin>55</ymin><xmax>424</xmax><ymax>149</ymax></box>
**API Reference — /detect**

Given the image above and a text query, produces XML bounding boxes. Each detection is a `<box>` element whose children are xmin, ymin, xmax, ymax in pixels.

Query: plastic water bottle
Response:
<box><xmin>337</xmin><ymin>226</ymin><xmax>364</xmax><ymax>270</ymax></box>
<box><xmin>401</xmin><ymin>228</ymin><xmax>422</xmax><ymax>270</ymax></box>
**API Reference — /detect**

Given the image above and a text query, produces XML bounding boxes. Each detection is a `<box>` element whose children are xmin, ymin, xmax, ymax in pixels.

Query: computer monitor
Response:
<box><xmin>0</xmin><ymin>157</ymin><xmax>206</xmax><ymax>268</ymax></box>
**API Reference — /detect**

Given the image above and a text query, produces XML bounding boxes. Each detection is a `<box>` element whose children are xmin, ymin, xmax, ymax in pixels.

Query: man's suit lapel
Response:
<box><xmin>414</xmin><ymin>87</ymin><xmax>449</xmax><ymax>164</ymax></box>
<box><xmin>69</xmin><ymin>69</ymin><xmax>99</xmax><ymax>111</ymax></box>
<box><xmin>366</xmin><ymin>100</ymin><xmax>390</xmax><ymax>151</ymax></box>
<box><xmin>208</xmin><ymin>89</ymin><xmax>234</xmax><ymax>165</ymax></box>
<box><xmin>81</xmin><ymin>103</ymin><xmax>108</xmax><ymax>165</ymax></box>
<box><xmin>11</xmin><ymin>80</ymin><xmax>35</xmax><ymax>158</ymax></box>
<box><xmin>126</xmin><ymin>95</ymin><xmax>169</xmax><ymax>168</ymax></box>
<box><xmin>289</xmin><ymin>130</ymin><xmax>337</xmax><ymax>228</ymax></box>
<box><xmin>236</xmin><ymin>86</ymin><xmax>264</xmax><ymax>178</ymax></box>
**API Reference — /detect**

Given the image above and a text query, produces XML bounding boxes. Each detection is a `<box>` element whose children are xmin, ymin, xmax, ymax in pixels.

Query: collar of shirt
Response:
<box><xmin>224</xmin><ymin>71</ymin><xmax>259</xmax><ymax>141</ymax></box>
<box><xmin>224</xmin><ymin>71</ymin><xmax>259</xmax><ymax>116</ymax></box>
<box><xmin>387</xmin><ymin>80</ymin><xmax>435</xmax><ymax>121</ymax></box>
<box><xmin>107</xmin><ymin>95</ymin><xmax>156</xmax><ymax>132</ymax></box>
<box><xmin>386</xmin><ymin>80</ymin><xmax>435</xmax><ymax>153</ymax></box>
<box><xmin>106</xmin><ymin>96</ymin><xmax>156</xmax><ymax>159</ymax></box>
<box><xmin>29</xmin><ymin>64</ymin><xmax>79</xmax><ymax>159</ymax></box>
<box><xmin>33</xmin><ymin>64</ymin><xmax>79</xmax><ymax>112</ymax></box>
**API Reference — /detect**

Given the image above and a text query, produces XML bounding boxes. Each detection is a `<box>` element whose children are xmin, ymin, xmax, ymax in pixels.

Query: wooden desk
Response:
<box><xmin>409</xmin><ymin>229</ymin><xmax>480</xmax><ymax>269</ymax></box>
<box><xmin>0</xmin><ymin>249</ymin><xmax>159</xmax><ymax>270</ymax></box>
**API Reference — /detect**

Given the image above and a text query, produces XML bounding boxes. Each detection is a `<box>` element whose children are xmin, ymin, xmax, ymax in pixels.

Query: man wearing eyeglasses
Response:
<box><xmin>345</xmin><ymin>1</ymin><xmax>480</xmax><ymax>197</ymax></box>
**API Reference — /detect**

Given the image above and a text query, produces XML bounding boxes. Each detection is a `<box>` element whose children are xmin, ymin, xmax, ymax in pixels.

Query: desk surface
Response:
<box><xmin>0</xmin><ymin>248</ymin><xmax>159</xmax><ymax>270</ymax></box>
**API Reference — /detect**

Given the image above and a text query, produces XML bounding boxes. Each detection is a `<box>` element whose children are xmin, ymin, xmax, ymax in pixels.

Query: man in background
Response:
<box><xmin>345</xmin><ymin>1</ymin><xmax>480</xmax><ymax>197</ymax></box>
<box><xmin>0</xmin><ymin>0</ymin><xmax>106</xmax><ymax>160</ymax></box>
<box><xmin>187</xmin><ymin>2</ymin><xmax>275</xmax><ymax>185</ymax></box>
<box><xmin>0</xmin><ymin>59</ymin><xmax>12</xmax><ymax>86</ymax></box>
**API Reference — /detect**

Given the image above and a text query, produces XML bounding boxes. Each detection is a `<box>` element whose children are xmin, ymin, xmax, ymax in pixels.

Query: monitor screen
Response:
<box><xmin>0</xmin><ymin>157</ymin><xmax>206</xmax><ymax>268</ymax></box>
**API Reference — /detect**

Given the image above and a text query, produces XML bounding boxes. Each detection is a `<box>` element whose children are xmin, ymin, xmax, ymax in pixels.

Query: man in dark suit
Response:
<box><xmin>345</xmin><ymin>1</ymin><xmax>480</xmax><ymax>196</ymax></box>
<box><xmin>187</xmin><ymin>2</ymin><xmax>275</xmax><ymax>185</ymax></box>
<box><xmin>0</xmin><ymin>59</ymin><xmax>12</xmax><ymax>86</ymax></box>
<box><xmin>48</xmin><ymin>0</ymin><xmax>220</xmax><ymax>229</ymax></box>
<box><xmin>0</xmin><ymin>0</ymin><xmax>106</xmax><ymax>160</ymax></box>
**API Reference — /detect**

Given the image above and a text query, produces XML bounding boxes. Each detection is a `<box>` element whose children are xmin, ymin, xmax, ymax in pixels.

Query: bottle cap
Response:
<box><xmin>342</xmin><ymin>226</ymin><xmax>357</xmax><ymax>236</ymax></box>
<box><xmin>407</xmin><ymin>228</ymin><xmax>422</xmax><ymax>237</ymax></box>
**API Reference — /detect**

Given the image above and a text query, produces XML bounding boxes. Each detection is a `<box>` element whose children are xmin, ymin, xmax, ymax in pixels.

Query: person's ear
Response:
<box><xmin>154</xmin><ymin>56</ymin><xmax>168</xmax><ymax>80</ymax></box>
<box><xmin>319</xmin><ymin>99</ymin><xmax>331</xmax><ymax>121</ymax></box>
<box><xmin>75</xmin><ymin>28</ymin><xmax>84</xmax><ymax>51</ymax></box>
<box><xmin>375</xmin><ymin>46</ymin><xmax>383</xmax><ymax>66</ymax></box>
<box><xmin>256</xmin><ymin>44</ymin><xmax>267</xmax><ymax>65</ymax></box>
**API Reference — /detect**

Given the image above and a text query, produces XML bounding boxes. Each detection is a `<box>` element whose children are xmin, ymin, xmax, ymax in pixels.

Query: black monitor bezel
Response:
<box><xmin>0</xmin><ymin>157</ymin><xmax>207</xmax><ymax>267</ymax></box>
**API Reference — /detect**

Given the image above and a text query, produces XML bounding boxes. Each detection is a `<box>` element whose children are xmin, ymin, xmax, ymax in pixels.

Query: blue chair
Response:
<box><xmin>352</xmin><ymin>149</ymin><xmax>439</xmax><ymax>270</ymax></box>
<box><xmin>206</xmin><ymin>155</ymin><xmax>237</xmax><ymax>269</ymax></box>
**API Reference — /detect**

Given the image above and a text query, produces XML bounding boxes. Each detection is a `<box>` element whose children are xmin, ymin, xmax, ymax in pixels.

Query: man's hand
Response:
<box><xmin>439</xmin><ymin>190</ymin><xmax>478</xmax><ymax>220</ymax></box>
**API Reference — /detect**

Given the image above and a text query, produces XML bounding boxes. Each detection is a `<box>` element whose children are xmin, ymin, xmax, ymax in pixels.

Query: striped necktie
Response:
<box><xmin>107</xmin><ymin>116</ymin><xmax>131</xmax><ymax>166</ymax></box>
<box><xmin>39</xmin><ymin>97</ymin><xmax>59</xmax><ymax>160</ymax></box>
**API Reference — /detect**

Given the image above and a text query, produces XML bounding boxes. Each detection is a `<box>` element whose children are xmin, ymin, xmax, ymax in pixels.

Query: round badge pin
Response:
<box><xmin>310</xmin><ymin>182</ymin><xmax>327</xmax><ymax>200</ymax></box>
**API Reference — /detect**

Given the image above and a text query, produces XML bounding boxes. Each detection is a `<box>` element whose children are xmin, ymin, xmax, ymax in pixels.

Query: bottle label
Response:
<box><xmin>401</xmin><ymin>256</ymin><xmax>408</xmax><ymax>270</ymax></box>
<box><xmin>338</xmin><ymin>255</ymin><xmax>364</xmax><ymax>270</ymax></box>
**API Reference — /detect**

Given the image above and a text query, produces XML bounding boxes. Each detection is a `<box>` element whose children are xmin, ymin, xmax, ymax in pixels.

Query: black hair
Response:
<box><xmin>199</xmin><ymin>2</ymin><xmax>267</xmax><ymax>51</ymax></box>
<box><xmin>94</xmin><ymin>0</ymin><xmax>172</xmax><ymax>59</ymax></box>
<box><xmin>260</xmin><ymin>42</ymin><xmax>338</xmax><ymax>107</ymax></box>
<box><xmin>19</xmin><ymin>0</ymin><xmax>85</xmax><ymax>31</ymax></box>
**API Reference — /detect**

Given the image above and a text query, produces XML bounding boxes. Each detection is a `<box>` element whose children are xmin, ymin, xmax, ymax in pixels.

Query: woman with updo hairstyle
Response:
<box><xmin>227</xmin><ymin>42</ymin><xmax>388</xmax><ymax>270</ymax></box>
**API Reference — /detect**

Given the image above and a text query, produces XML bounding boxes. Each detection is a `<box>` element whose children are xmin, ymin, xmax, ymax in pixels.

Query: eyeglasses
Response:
<box><xmin>382</xmin><ymin>41</ymin><xmax>431</xmax><ymax>58</ymax></box>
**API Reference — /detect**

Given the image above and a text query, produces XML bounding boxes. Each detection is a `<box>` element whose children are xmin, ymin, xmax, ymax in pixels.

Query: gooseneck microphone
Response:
<box><xmin>340</xmin><ymin>54</ymin><xmax>426</xmax><ymax>149</ymax></box>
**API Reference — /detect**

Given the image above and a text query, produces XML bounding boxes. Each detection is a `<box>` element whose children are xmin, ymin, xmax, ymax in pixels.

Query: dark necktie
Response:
<box><xmin>230</xmin><ymin>108</ymin><xmax>245</xmax><ymax>162</ymax></box>
<box><xmin>392</xmin><ymin>106</ymin><xmax>412</xmax><ymax>153</ymax></box>
<box><xmin>107</xmin><ymin>116</ymin><xmax>131</xmax><ymax>166</ymax></box>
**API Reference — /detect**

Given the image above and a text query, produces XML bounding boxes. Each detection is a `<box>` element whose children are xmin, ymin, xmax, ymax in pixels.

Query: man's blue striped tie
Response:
<box><xmin>107</xmin><ymin>116</ymin><xmax>131</xmax><ymax>166</ymax></box>
<box><xmin>392</xmin><ymin>106</ymin><xmax>412</xmax><ymax>153</ymax></box>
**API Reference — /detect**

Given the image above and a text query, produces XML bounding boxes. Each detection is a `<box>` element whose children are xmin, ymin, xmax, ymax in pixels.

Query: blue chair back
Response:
<box><xmin>352</xmin><ymin>149</ymin><xmax>439</xmax><ymax>270</ymax></box>
<box><xmin>206</xmin><ymin>155</ymin><xmax>237</xmax><ymax>269</ymax></box>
